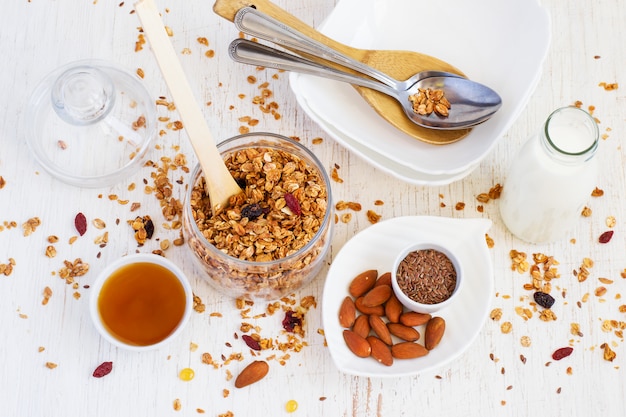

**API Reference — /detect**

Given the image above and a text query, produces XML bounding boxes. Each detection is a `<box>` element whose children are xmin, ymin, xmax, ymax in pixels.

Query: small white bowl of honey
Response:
<box><xmin>89</xmin><ymin>253</ymin><xmax>193</xmax><ymax>351</ymax></box>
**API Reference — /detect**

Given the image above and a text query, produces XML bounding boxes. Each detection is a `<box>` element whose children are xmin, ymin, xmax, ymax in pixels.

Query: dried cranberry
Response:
<box><xmin>92</xmin><ymin>361</ymin><xmax>113</xmax><ymax>378</ymax></box>
<box><xmin>242</xmin><ymin>334</ymin><xmax>261</xmax><ymax>351</ymax></box>
<box><xmin>241</xmin><ymin>203</ymin><xmax>264</xmax><ymax>220</ymax></box>
<box><xmin>533</xmin><ymin>291</ymin><xmax>555</xmax><ymax>309</ymax></box>
<box><xmin>552</xmin><ymin>347</ymin><xmax>573</xmax><ymax>360</ymax></box>
<box><xmin>599</xmin><ymin>230</ymin><xmax>614</xmax><ymax>243</ymax></box>
<box><xmin>282</xmin><ymin>310</ymin><xmax>302</xmax><ymax>332</ymax></box>
<box><xmin>74</xmin><ymin>212</ymin><xmax>87</xmax><ymax>236</ymax></box>
<box><xmin>284</xmin><ymin>193</ymin><xmax>302</xmax><ymax>216</ymax></box>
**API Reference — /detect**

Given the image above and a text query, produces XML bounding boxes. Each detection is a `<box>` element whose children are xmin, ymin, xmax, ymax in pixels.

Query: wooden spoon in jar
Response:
<box><xmin>136</xmin><ymin>0</ymin><xmax>242</xmax><ymax>213</ymax></box>
<box><xmin>213</xmin><ymin>0</ymin><xmax>471</xmax><ymax>144</ymax></box>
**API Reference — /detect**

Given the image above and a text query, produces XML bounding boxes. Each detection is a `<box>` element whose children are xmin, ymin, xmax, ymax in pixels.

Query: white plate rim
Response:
<box><xmin>291</xmin><ymin>85</ymin><xmax>480</xmax><ymax>186</ymax></box>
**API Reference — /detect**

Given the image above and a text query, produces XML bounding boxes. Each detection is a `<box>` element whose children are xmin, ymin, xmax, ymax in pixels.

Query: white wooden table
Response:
<box><xmin>1</xmin><ymin>0</ymin><xmax>626</xmax><ymax>416</ymax></box>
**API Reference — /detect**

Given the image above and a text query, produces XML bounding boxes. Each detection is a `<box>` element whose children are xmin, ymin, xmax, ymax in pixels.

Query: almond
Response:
<box><xmin>348</xmin><ymin>269</ymin><xmax>378</xmax><ymax>298</ymax></box>
<box><xmin>352</xmin><ymin>314</ymin><xmax>371</xmax><ymax>339</ymax></box>
<box><xmin>355</xmin><ymin>296</ymin><xmax>385</xmax><ymax>316</ymax></box>
<box><xmin>343</xmin><ymin>329</ymin><xmax>371</xmax><ymax>358</ymax></box>
<box><xmin>384</xmin><ymin>292</ymin><xmax>403</xmax><ymax>323</ymax></box>
<box><xmin>362</xmin><ymin>284</ymin><xmax>392</xmax><ymax>307</ymax></box>
<box><xmin>374</xmin><ymin>271</ymin><xmax>392</xmax><ymax>287</ymax></box>
<box><xmin>399</xmin><ymin>311</ymin><xmax>431</xmax><ymax>327</ymax></box>
<box><xmin>369</xmin><ymin>314</ymin><xmax>393</xmax><ymax>345</ymax></box>
<box><xmin>391</xmin><ymin>342</ymin><xmax>429</xmax><ymax>359</ymax></box>
<box><xmin>424</xmin><ymin>316</ymin><xmax>446</xmax><ymax>350</ymax></box>
<box><xmin>338</xmin><ymin>296</ymin><xmax>356</xmax><ymax>328</ymax></box>
<box><xmin>367</xmin><ymin>336</ymin><xmax>393</xmax><ymax>366</ymax></box>
<box><xmin>234</xmin><ymin>360</ymin><xmax>269</xmax><ymax>388</ymax></box>
<box><xmin>387</xmin><ymin>322</ymin><xmax>420</xmax><ymax>342</ymax></box>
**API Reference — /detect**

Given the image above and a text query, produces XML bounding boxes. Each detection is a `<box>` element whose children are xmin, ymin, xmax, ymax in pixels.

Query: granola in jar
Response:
<box><xmin>183</xmin><ymin>133</ymin><xmax>333</xmax><ymax>300</ymax></box>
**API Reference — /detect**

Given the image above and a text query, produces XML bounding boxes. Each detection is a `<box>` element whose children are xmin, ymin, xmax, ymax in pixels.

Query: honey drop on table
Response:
<box><xmin>98</xmin><ymin>262</ymin><xmax>186</xmax><ymax>346</ymax></box>
<box><xmin>285</xmin><ymin>400</ymin><xmax>298</xmax><ymax>413</ymax></box>
<box><xmin>179</xmin><ymin>367</ymin><xmax>195</xmax><ymax>381</ymax></box>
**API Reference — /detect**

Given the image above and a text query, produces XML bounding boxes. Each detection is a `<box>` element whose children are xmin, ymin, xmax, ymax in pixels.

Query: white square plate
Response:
<box><xmin>290</xmin><ymin>0</ymin><xmax>550</xmax><ymax>178</ymax></box>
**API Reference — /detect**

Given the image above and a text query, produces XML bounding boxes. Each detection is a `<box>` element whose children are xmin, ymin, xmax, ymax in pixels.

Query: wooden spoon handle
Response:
<box><xmin>136</xmin><ymin>0</ymin><xmax>241</xmax><ymax>212</ymax></box>
<box><xmin>213</xmin><ymin>0</ymin><xmax>363</xmax><ymax>60</ymax></box>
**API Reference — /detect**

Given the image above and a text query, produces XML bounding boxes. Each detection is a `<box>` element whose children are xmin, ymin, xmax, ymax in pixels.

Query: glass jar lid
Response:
<box><xmin>25</xmin><ymin>59</ymin><xmax>157</xmax><ymax>188</ymax></box>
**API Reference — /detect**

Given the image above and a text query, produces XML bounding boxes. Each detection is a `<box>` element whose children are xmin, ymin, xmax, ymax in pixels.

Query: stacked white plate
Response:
<box><xmin>290</xmin><ymin>0</ymin><xmax>551</xmax><ymax>185</ymax></box>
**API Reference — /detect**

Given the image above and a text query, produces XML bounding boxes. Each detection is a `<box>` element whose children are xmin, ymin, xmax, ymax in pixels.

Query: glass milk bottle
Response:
<box><xmin>499</xmin><ymin>106</ymin><xmax>599</xmax><ymax>244</ymax></box>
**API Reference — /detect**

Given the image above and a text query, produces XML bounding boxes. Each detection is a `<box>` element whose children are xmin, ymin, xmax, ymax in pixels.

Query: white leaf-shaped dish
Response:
<box><xmin>322</xmin><ymin>216</ymin><xmax>493</xmax><ymax>377</ymax></box>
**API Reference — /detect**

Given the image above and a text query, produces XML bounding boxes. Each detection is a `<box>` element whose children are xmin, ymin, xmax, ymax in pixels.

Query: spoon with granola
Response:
<box><xmin>229</xmin><ymin>39</ymin><xmax>502</xmax><ymax>130</ymax></box>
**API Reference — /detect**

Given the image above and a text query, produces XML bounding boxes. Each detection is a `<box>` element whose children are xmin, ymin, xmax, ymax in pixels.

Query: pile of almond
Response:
<box><xmin>338</xmin><ymin>270</ymin><xmax>446</xmax><ymax>366</ymax></box>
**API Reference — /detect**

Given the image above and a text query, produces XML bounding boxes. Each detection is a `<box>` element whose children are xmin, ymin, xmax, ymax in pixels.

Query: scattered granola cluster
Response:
<box><xmin>492</xmin><ymin>250</ymin><xmax>562</xmax><ymax>328</ymax></box>
<box><xmin>41</xmin><ymin>286</ymin><xmax>52</xmax><ymax>305</ymax></box>
<box><xmin>58</xmin><ymin>258</ymin><xmax>90</xmax><ymax>300</ymax></box>
<box><xmin>140</xmin><ymin>153</ymin><xmax>188</xmax><ymax>252</ymax></box>
<box><xmin>598</xmin><ymin>81</ymin><xmax>618</xmax><ymax>91</ymax></box>
<box><xmin>0</xmin><ymin>220</ymin><xmax>18</xmax><ymax>233</ymax></box>
<box><xmin>0</xmin><ymin>258</ymin><xmax>15</xmax><ymax>276</ymax></box>
<box><xmin>330</xmin><ymin>164</ymin><xmax>343</xmax><ymax>184</ymax></box>
<box><xmin>333</xmin><ymin>199</ymin><xmax>382</xmax><ymax>225</ymax></box>
<box><xmin>236</xmin><ymin>44</ymin><xmax>283</xmax><ymax>133</ymax></box>
<box><xmin>22</xmin><ymin>217</ymin><xmax>41</xmax><ymax>236</ymax></box>
<box><xmin>128</xmin><ymin>215</ymin><xmax>155</xmax><ymax>246</ymax></box>
<box><xmin>335</xmin><ymin>200</ymin><xmax>360</xmax><ymax>224</ymax></box>
<box><xmin>235</xmin><ymin>294</ymin><xmax>317</xmax><ymax>360</ymax></box>
<box><xmin>474</xmin><ymin>183</ymin><xmax>502</xmax><ymax>214</ymax></box>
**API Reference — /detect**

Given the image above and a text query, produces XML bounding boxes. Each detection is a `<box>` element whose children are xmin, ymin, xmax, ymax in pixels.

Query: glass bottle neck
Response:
<box><xmin>540</xmin><ymin>106</ymin><xmax>599</xmax><ymax>164</ymax></box>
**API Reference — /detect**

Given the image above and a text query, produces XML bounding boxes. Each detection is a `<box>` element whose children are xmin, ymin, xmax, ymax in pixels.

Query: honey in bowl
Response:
<box><xmin>97</xmin><ymin>261</ymin><xmax>187</xmax><ymax>346</ymax></box>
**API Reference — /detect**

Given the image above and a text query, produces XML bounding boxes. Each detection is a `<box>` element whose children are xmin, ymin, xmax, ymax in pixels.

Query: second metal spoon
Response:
<box><xmin>229</xmin><ymin>39</ymin><xmax>502</xmax><ymax>130</ymax></box>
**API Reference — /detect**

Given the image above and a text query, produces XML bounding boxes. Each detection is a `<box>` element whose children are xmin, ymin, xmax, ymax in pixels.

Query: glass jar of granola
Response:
<box><xmin>499</xmin><ymin>106</ymin><xmax>599</xmax><ymax>243</ymax></box>
<box><xmin>182</xmin><ymin>133</ymin><xmax>333</xmax><ymax>300</ymax></box>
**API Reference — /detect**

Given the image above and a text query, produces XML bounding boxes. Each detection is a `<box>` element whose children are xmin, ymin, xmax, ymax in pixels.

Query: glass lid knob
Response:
<box><xmin>51</xmin><ymin>65</ymin><xmax>115</xmax><ymax>125</ymax></box>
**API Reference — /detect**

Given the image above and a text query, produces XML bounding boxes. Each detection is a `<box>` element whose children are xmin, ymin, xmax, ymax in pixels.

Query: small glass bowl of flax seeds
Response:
<box><xmin>391</xmin><ymin>242</ymin><xmax>463</xmax><ymax>314</ymax></box>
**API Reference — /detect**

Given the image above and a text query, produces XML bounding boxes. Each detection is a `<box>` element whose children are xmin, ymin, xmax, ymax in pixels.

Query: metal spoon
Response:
<box><xmin>233</xmin><ymin>7</ymin><xmax>465</xmax><ymax>93</ymax></box>
<box><xmin>229</xmin><ymin>39</ymin><xmax>502</xmax><ymax>129</ymax></box>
